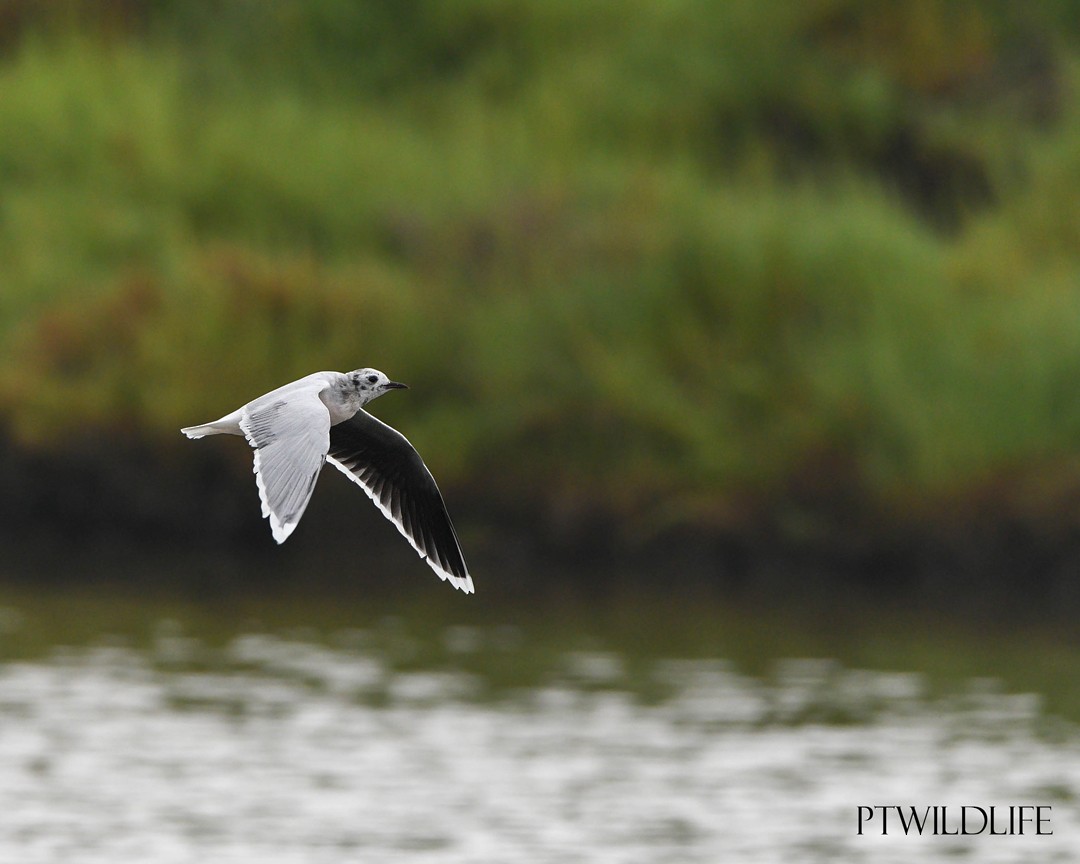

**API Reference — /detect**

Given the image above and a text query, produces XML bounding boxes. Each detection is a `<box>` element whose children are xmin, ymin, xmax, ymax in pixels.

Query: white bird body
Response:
<box><xmin>181</xmin><ymin>368</ymin><xmax>473</xmax><ymax>593</ymax></box>
<box><xmin>180</xmin><ymin>371</ymin><xmax>355</xmax><ymax>437</ymax></box>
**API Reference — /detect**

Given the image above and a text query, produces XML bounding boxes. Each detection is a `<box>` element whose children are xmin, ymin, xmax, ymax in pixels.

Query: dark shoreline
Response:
<box><xmin>3</xmin><ymin>433</ymin><xmax>1079</xmax><ymax>624</ymax></box>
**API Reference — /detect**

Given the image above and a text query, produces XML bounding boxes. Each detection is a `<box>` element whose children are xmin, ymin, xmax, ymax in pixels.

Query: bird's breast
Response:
<box><xmin>320</xmin><ymin>388</ymin><xmax>362</xmax><ymax>425</ymax></box>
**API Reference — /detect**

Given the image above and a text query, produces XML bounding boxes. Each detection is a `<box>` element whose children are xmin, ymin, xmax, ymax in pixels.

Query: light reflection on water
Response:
<box><xmin>0</xmin><ymin>632</ymin><xmax>1077</xmax><ymax>863</ymax></box>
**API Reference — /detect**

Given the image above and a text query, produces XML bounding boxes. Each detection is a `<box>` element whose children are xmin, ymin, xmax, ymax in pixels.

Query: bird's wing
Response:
<box><xmin>239</xmin><ymin>380</ymin><xmax>332</xmax><ymax>543</ymax></box>
<box><xmin>325</xmin><ymin>409</ymin><xmax>474</xmax><ymax>593</ymax></box>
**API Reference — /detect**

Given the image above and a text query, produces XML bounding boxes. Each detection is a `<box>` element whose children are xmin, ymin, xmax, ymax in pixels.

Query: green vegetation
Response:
<box><xmin>2</xmin><ymin>2</ymin><xmax>1080</xmax><ymax>558</ymax></box>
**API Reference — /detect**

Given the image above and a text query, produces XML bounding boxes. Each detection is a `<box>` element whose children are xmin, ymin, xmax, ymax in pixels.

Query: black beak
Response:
<box><xmin>385</xmin><ymin>381</ymin><xmax>408</xmax><ymax>390</ymax></box>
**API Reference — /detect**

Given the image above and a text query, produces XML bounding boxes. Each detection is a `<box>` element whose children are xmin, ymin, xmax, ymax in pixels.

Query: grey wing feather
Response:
<box><xmin>240</xmin><ymin>386</ymin><xmax>331</xmax><ymax>543</ymax></box>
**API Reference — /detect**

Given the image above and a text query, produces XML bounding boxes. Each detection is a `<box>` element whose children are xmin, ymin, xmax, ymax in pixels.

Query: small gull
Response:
<box><xmin>181</xmin><ymin>369</ymin><xmax>473</xmax><ymax>593</ymax></box>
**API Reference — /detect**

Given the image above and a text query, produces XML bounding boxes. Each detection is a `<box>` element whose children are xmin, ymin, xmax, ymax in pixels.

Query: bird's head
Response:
<box><xmin>348</xmin><ymin>368</ymin><xmax>408</xmax><ymax>402</ymax></box>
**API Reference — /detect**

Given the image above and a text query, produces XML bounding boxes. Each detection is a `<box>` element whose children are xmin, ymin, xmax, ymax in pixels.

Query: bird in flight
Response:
<box><xmin>181</xmin><ymin>369</ymin><xmax>473</xmax><ymax>593</ymax></box>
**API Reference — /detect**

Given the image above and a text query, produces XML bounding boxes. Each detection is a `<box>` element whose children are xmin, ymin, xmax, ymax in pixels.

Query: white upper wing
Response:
<box><xmin>239</xmin><ymin>377</ymin><xmax>332</xmax><ymax>543</ymax></box>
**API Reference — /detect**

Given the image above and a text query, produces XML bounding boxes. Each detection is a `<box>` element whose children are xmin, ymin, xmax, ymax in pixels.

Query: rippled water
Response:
<box><xmin>0</xmin><ymin>628</ymin><xmax>1078</xmax><ymax>863</ymax></box>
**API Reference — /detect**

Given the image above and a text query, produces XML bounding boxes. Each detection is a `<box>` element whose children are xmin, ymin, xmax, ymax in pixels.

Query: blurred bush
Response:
<box><xmin>1</xmin><ymin>0</ymin><xmax>1080</xmax><ymax>556</ymax></box>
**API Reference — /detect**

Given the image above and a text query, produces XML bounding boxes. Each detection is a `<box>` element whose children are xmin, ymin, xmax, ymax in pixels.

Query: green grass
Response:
<box><xmin>2</xmin><ymin>2</ymin><xmax>1080</xmax><ymax>550</ymax></box>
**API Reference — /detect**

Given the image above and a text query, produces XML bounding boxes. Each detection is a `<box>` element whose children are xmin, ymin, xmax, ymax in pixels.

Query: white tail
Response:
<box><xmin>181</xmin><ymin>424</ymin><xmax>217</xmax><ymax>439</ymax></box>
<box><xmin>181</xmin><ymin>408</ymin><xmax>245</xmax><ymax>439</ymax></box>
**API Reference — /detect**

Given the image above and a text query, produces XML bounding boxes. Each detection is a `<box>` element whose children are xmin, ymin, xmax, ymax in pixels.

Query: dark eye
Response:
<box><xmin>367</xmin><ymin>375</ymin><xmax>378</xmax><ymax>384</ymax></box>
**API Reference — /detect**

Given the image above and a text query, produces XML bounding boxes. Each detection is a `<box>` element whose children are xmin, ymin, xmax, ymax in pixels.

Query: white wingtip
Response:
<box><xmin>269</xmin><ymin>517</ymin><xmax>297</xmax><ymax>544</ymax></box>
<box><xmin>434</xmin><ymin>566</ymin><xmax>474</xmax><ymax>594</ymax></box>
<box><xmin>441</xmin><ymin>569</ymin><xmax>474</xmax><ymax>594</ymax></box>
<box><xmin>181</xmin><ymin>426</ymin><xmax>208</xmax><ymax>439</ymax></box>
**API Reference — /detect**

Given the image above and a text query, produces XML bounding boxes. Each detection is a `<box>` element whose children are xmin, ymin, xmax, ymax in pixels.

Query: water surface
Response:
<box><xmin>1</xmin><ymin>601</ymin><xmax>1077</xmax><ymax>864</ymax></box>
